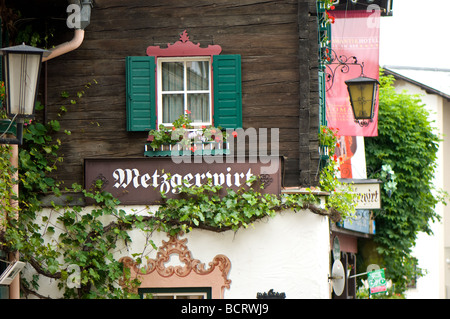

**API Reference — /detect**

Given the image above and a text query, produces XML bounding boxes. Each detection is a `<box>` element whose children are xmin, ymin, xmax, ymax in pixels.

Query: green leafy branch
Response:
<box><xmin>317</xmin><ymin>125</ymin><xmax>358</xmax><ymax>221</ymax></box>
<box><xmin>363</xmin><ymin>71</ymin><xmax>448</xmax><ymax>293</ymax></box>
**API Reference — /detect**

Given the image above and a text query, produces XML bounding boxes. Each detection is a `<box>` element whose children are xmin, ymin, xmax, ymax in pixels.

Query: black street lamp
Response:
<box><xmin>0</xmin><ymin>43</ymin><xmax>50</xmax><ymax>145</ymax></box>
<box><xmin>345</xmin><ymin>76</ymin><xmax>380</xmax><ymax>127</ymax></box>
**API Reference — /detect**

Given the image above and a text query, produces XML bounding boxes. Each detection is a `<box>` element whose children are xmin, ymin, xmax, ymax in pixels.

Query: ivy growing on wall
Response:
<box><xmin>0</xmin><ymin>77</ymin><xmax>356</xmax><ymax>298</ymax></box>
<box><xmin>0</xmin><ymin>0</ymin><xmax>363</xmax><ymax>299</ymax></box>
<box><xmin>364</xmin><ymin>71</ymin><xmax>447</xmax><ymax>293</ymax></box>
<box><xmin>0</xmin><ymin>144</ymin><xmax>17</xmax><ymax>229</ymax></box>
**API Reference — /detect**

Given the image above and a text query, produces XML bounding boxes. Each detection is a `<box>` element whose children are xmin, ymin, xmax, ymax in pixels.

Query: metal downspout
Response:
<box><xmin>42</xmin><ymin>0</ymin><xmax>92</xmax><ymax>123</ymax></box>
<box><xmin>42</xmin><ymin>0</ymin><xmax>92</xmax><ymax>62</ymax></box>
<box><xmin>42</xmin><ymin>28</ymin><xmax>85</xmax><ymax>62</ymax></box>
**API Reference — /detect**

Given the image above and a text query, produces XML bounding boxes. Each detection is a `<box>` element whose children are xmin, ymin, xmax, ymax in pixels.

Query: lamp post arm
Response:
<box><xmin>348</xmin><ymin>271</ymin><xmax>370</xmax><ymax>279</ymax></box>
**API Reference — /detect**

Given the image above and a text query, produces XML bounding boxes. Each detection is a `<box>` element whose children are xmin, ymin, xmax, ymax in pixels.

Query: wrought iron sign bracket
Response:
<box><xmin>325</xmin><ymin>48</ymin><xmax>365</xmax><ymax>92</ymax></box>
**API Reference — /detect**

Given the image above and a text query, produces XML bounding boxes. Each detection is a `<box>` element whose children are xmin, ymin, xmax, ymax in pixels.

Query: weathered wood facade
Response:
<box><xmin>10</xmin><ymin>0</ymin><xmax>321</xmax><ymax>188</ymax></box>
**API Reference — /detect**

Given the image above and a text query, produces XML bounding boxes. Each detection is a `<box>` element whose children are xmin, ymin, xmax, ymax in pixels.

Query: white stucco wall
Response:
<box><xmin>24</xmin><ymin>206</ymin><xmax>331</xmax><ymax>299</ymax></box>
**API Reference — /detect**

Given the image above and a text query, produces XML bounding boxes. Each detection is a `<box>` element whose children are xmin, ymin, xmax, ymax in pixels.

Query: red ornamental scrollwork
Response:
<box><xmin>146</xmin><ymin>30</ymin><xmax>222</xmax><ymax>57</ymax></box>
<box><xmin>119</xmin><ymin>233</ymin><xmax>232</xmax><ymax>295</ymax></box>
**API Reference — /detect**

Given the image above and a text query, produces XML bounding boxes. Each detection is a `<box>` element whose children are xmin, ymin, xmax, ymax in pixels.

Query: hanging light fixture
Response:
<box><xmin>324</xmin><ymin>48</ymin><xmax>380</xmax><ymax>127</ymax></box>
<box><xmin>0</xmin><ymin>43</ymin><xmax>50</xmax><ymax>145</ymax></box>
<box><xmin>345</xmin><ymin>76</ymin><xmax>380</xmax><ymax>127</ymax></box>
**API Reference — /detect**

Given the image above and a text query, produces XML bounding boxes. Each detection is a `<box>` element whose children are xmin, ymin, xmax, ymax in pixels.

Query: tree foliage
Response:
<box><xmin>364</xmin><ymin>71</ymin><xmax>446</xmax><ymax>292</ymax></box>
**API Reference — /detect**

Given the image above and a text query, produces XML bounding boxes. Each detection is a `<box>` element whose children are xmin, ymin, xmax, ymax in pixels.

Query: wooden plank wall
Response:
<box><xmin>42</xmin><ymin>0</ymin><xmax>320</xmax><ymax>188</ymax></box>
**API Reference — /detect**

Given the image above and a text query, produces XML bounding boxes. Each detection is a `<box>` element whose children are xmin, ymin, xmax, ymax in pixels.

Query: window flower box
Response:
<box><xmin>144</xmin><ymin>141</ymin><xmax>230</xmax><ymax>157</ymax></box>
<box><xmin>144</xmin><ymin>112</ymin><xmax>235</xmax><ymax>157</ymax></box>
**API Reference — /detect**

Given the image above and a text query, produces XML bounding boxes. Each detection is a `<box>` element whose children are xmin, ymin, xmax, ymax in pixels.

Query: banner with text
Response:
<box><xmin>326</xmin><ymin>10</ymin><xmax>380</xmax><ymax>137</ymax></box>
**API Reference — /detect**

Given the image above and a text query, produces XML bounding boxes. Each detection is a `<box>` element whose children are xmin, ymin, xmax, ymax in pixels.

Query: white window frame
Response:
<box><xmin>142</xmin><ymin>291</ymin><xmax>207</xmax><ymax>299</ymax></box>
<box><xmin>157</xmin><ymin>56</ymin><xmax>212</xmax><ymax>128</ymax></box>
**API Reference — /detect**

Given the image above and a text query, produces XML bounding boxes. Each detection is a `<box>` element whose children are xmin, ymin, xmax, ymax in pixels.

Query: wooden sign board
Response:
<box><xmin>84</xmin><ymin>156</ymin><xmax>282</xmax><ymax>205</ymax></box>
<box><xmin>340</xmin><ymin>179</ymin><xmax>382</xmax><ymax>210</ymax></box>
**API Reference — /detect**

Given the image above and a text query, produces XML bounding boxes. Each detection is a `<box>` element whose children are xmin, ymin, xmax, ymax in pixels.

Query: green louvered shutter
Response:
<box><xmin>126</xmin><ymin>56</ymin><xmax>156</xmax><ymax>131</ymax></box>
<box><xmin>213</xmin><ymin>55</ymin><xmax>242</xmax><ymax>129</ymax></box>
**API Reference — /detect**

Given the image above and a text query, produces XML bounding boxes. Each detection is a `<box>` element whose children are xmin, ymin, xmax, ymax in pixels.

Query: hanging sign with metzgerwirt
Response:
<box><xmin>84</xmin><ymin>156</ymin><xmax>282</xmax><ymax>205</ymax></box>
<box><xmin>340</xmin><ymin>179</ymin><xmax>381</xmax><ymax>210</ymax></box>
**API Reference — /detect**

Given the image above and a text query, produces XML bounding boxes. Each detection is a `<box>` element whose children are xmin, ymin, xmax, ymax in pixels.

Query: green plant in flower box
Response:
<box><xmin>147</xmin><ymin>125</ymin><xmax>176</xmax><ymax>149</ymax></box>
<box><xmin>147</xmin><ymin>111</ymin><xmax>193</xmax><ymax>150</ymax></box>
<box><xmin>147</xmin><ymin>110</ymin><xmax>236</xmax><ymax>152</ymax></box>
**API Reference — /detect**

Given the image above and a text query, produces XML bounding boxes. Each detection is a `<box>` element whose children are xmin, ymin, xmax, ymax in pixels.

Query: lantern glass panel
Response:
<box><xmin>5</xmin><ymin>52</ymin><xmax>41</xmax><ymax>118</ymax></box>
<box><xmin>346</xmin><ymin>79</ymin><xmax>378</xmax><ymax>120</ymax></box>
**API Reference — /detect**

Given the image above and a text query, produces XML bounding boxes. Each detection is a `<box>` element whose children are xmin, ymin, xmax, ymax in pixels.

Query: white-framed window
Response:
<box><xmin>157</xmin><ymin>56</ymin><xmax>212</xmax><ymax>128</ymax></box>
<box><xmin>139</xmin><ymin>287</ymin><xmax>211</xmax><ymax>299</ymax></box>
<box><xmin>142</xmin><ymin>291</ymin><xmax>207</xmax><ymax>299</ymax></box>
<box><xmin>126</xmin><ymin>54</ymin><xmax>241</xmax><ymax>132</ymax></box>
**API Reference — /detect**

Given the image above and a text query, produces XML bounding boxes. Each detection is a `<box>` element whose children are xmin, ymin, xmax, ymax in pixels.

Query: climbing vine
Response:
<box><xmin>0</xmin><ymin>76</ymin><xmax>355</xmax><ymax>298</ymax></box>
<box><xmin>0</xmin><ymin>81</ymin><xmax>18</xmax><ymax>240</ymax></box>
<box><xmin>364</xmin><ymin>71</ymin><xmax>447</xmax><ymax>293</ymax></box>
<box><xmin>0</xmin><ymin>0</ymin><xmax>363</xmax><ymax>299</ymax></box>
<box><xmin>318</xmin><ymin>125</ymin><xmax>357</xmax><ymax>221</ymax></box>
<box><xmin>0</xmin><ymin>144</ymin><xmax>16</xmax><ymax>230</ymax></box>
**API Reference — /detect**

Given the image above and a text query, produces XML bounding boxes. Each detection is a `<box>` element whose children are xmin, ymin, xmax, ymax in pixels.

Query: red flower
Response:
<box><xmin>186</xmin><ymin>110</ymin><xmax>191</xmax><ymax>114</ymax></box>
<box><xmin>232</xmin><ymin>131</ymin><xmax>238</xmax><ymax>138</ymax></box>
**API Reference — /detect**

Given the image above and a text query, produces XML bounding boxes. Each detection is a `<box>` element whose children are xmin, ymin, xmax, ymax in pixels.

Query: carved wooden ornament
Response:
<box><xmin>146</xmin><ymin>30</ymin><xmax>222</xmax><ymax>57</ymax></box>
<box><xmin>120</xmin><ymin>233</ymin><xmax>231</xmax><ymax>299</ymax></box>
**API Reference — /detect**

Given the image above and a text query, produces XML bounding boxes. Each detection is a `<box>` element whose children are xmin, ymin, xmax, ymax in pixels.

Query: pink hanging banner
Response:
<box><xmin>325</xmin><ymin>10</ymin><xmax>380</xmax><ymax>137</ymax></box>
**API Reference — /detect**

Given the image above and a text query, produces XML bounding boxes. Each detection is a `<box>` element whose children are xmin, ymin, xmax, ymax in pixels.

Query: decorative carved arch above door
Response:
<box><xmin>120</xmin><ymin>233</ymin><xmax>231</xmax><ymax>299</ymax></box>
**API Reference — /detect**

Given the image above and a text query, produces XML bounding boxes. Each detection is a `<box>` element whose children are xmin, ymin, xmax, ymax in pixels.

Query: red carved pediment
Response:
<box><xmin>120</xmin><ymin>233</ymin><xmax>231</xmax><ymax>299</ymax></box>
<box><xmin>146</xmin><ymin>30</ymin><xmax>222</xmax><ymax>57</ymax></box>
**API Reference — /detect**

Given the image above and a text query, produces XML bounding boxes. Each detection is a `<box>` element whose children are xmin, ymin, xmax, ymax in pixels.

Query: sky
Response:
<box><xmin>379</xmin><ymin>0</ymin><xmax>450</xmax><ymax>70</ymax></box>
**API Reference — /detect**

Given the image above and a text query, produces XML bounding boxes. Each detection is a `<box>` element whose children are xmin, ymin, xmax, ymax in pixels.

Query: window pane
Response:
<box><xmin>162</xmin><ymin>62</ymin><xmax>184</xmax><ymax>91</ymax></box>
<box><xmin>163</xmin><ymin>94</ymin><xmax>184</xmax><ymax>123</ymax></box>
<box><xmin>188</xmin><ymin>93</ymin><xmax>210</xmax><ymax>123</ymax></box>
<box><xmin>176</xmin><ymin>294</ymin><xmax>205</xmax><ymax>299</ymax></box>
<box><xmin>187</xmin><ymin>61</ymin><xmax>209</xmax><ymax>91</ymax></box>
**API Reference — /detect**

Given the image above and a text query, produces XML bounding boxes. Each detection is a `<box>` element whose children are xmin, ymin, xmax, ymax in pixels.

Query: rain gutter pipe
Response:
<box><xmin>41</xmin><ymin>0</ymin><xmax>92</xmax><ymax>123</ymax></box>
<box><xmin>42</xmin><ymin>0</ymin><xmax>93</xmax><ymax>62</ymax></box>
<box><xmin>41</xmin><ymin>28</ymin><xmax>85</xmax><ymax>62</ymax></box>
